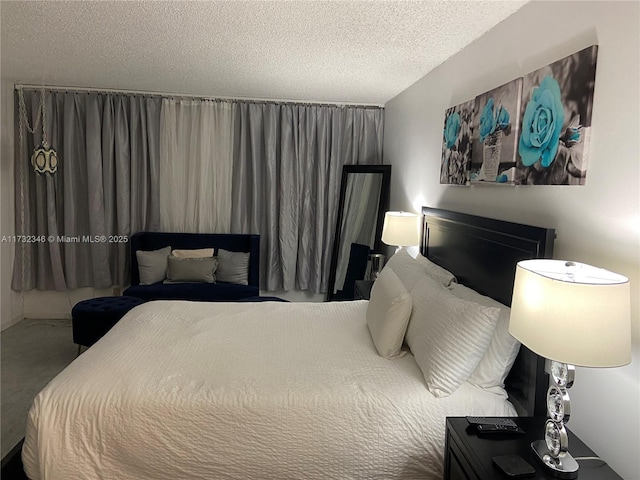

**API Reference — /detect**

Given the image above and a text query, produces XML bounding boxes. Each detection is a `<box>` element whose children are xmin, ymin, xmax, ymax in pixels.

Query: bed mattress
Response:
<box><xmin>23</xmin><ymin>300</ymin><xmax>515</xmax><ymax>480</ymax></box>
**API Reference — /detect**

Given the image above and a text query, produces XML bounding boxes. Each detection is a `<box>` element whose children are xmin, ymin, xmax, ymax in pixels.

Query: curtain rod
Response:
<box><xmin>14</xmin><ymin>83</ymin><xmax>384</xmax><ymax>109</ymax></box>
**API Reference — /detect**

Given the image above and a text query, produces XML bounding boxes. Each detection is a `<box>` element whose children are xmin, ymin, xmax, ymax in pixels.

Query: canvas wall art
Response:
<box><xmin>470</xmin><ymin>78</ymin><xmax>523</xmax><ymax>184</ymax></box>
<box><xmin>440</xmin><ymin>99</ymin><xmax>474</xmax><ymax>185</ymax></box>
<box><xmin>516</xmin><ymin>45</ymin><xmax>598</xmax><ymax>185</ymax></box>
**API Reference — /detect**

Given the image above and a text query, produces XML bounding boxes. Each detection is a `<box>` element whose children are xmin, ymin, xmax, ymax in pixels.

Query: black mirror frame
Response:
<box><xmin>326</xmin><ymin>164</ymin><xmax>391</xmax><ymax>301</ymax></box>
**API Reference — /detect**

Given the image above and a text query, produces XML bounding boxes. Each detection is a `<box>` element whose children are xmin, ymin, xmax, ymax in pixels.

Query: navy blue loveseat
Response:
<box><xmin>123</xmin><ymin>232</ymin><xmax>260</xmax><ymax>302</ymax></box>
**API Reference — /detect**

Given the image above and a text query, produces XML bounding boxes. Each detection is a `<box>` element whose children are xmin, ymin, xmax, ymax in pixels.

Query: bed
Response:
<box><xmin>22</xmin><ymin>207</ymin><xmax>554</xmax><ymax>480</ymax></box>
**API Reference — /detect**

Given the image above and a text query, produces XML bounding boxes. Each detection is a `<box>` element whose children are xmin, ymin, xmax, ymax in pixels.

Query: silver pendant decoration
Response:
<box><xmin>18</xmin><ymin>86</ymin><xmax>59</xmax><ymax>174</ymax></box>
<box><xmin>31</xmin><ymin>142</ymin><xmax>59</xmax><ymax>174</ymax></box>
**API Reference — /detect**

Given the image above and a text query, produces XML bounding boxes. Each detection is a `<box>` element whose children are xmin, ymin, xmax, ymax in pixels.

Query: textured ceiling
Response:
<box><xmin>1</xmin><ymin>1</ymin><xmax>526</xmax><ymax>105</ymax></box>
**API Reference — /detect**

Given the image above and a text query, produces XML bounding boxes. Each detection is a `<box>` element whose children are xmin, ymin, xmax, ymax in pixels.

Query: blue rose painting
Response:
<box><xmin>470</xmin><ymin>78</ymin><xmax>523</xmax><ymax>183</ymax></box>
<box><xmin>516</xmin><ymin>45</ymin><xmax>598</xmax><ymax>185</ymax></box>
<box><xmin>478</xmin><ymin>98</ymin><xmax>497</xmax><ymax>142</ymax></box>
<box><xmin>496</xmin><ymin>105</ymin><xmax>510</xmax><ymax>130</ymax></box>
<box><xmin>444</xmin><ymin>111</ymin><xmax>461</xmax><ymax>149</ymax></box>
<box><xmin>440</xmin><ymin>99</ymin><xmax>474</xmax><ymax>185</ymax></box>
<box><xmin>478</xmin><ymin>98</ymin><xmax>512</xmax><ymax>143</ymax></box>
<box><xmin>519</xmin><ymin>76</ymin><xmax>565</xmax><ymax>168</ymax></box>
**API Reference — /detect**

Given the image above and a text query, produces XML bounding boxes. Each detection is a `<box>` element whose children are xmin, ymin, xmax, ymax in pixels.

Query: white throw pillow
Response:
<box><xmin>171</xmin><ymin>248</ymin><xmax>215</xmax><ymax>258</ymax></box>
<box><xmin>405</xmin><ymin>275</ymin><xmax>501</xmax><ymax>397</ymax></box>
<box><xmin>414</xmin><ymin>253</ymin><xmax>457</xmax><ymax>287</ymax></box>
<box><xmin>385</xmin><ymin>248</ymin><xmax>430</xmax><ymax>292</ymax></box>
<box><xmin>366</xmin><ymin>268</ymin><xmax>413</xmax><ymax>358</ymax></box>
<box><xmin>448</xmin><ymin>283</ymin><xmax>520</xmax><ymax>389</ymax></box>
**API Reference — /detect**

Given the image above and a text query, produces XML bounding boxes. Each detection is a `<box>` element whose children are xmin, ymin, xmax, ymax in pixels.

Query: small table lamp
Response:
<box><xmin>381</xmin><ymin>211</ymin><xmax>421</xmax><ymax>252</ymax></box>
<box><xmin>509</xmin><ymin>259</ymin><xmax>631</xmax><ymax>479</ymax></box>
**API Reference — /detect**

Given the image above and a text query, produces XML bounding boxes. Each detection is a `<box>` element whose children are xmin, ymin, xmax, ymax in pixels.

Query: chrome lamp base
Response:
<box><xmin>532</xmin><ymin>440</ymin><xmax>579</xmax><ymax>479</ymax></box>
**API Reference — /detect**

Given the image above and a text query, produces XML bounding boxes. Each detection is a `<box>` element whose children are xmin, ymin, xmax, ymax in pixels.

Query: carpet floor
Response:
<box><xmin>1</xmin><ymin>318</ymin><xmax>77</xmax><ymax>467</ymax></box>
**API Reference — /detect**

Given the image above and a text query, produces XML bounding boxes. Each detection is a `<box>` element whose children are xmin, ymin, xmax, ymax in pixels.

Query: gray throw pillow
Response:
<box><xmin>136</xmin><ymin>246</ymin><xmax>172</xmax><ymax>285</ymax></box>
<box><xmin>166</xmin><ymin>256</ymin><xmax>218</xmax><ymax>283</ymax></box>
<box><xmin>216</xmin><ymin>249</ymin><xmax>250</xmax><ymax>285</ymax></box>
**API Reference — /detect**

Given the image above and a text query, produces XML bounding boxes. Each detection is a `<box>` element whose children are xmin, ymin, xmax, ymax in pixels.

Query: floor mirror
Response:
<box><xmin>326</xmin><ymin>165</ymin><xmax>391</xmax><ymax>301</ymax></box>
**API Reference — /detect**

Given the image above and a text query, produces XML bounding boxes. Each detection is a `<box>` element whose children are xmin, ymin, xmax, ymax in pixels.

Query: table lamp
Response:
<box><xmin>381</xmin><ymin>211</ymin><xmax>420</xmax><ymax>252</ymax></box>
<box><xmin>509</xmin><ymin>259</ymin><xmax>631</xmax><ymax>479</ymax></box>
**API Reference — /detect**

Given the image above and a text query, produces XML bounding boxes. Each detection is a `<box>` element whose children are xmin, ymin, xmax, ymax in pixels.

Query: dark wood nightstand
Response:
<box><xmin>445</xmin><ymin>417</ymin><xmax>622</xmax><ymax>480</ymax></box>
<box><xmin>354</xmin><ymin>279</ymin><xmax>374</xmax><ymax>300</ymax></box>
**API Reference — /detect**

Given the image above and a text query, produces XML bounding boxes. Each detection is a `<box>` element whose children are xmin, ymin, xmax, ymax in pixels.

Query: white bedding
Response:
<box><xmin>23</xmin><ymin>300</ymin><xmax>516</xmax><ymax>480</ymax></box>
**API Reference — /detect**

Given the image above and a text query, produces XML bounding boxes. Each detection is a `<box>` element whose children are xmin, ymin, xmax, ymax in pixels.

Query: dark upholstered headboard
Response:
<box><xmin>129</xmin><ymin>232</ymin><xmax>260</xmax><ymax>288</ymax></box>
<box><xmin>420</xmin><ymin>207</ymin><xmax>555</xmax><ymax>417</ymax></box>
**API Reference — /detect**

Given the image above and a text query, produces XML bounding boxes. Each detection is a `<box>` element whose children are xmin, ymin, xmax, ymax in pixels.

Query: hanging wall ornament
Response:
<box><xmin>18</xmin><ymin>86</ymin><xmax>59</xmax><ymax>174</ymax></box>
<box><xmin>31</xmin><ymin>141</ymin><xmax>58</xmax><ymax>174</ymax></box>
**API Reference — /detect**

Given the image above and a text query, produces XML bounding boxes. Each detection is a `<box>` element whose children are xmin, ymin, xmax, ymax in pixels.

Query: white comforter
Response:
<box><xmin>23</xmin><ymin>300</ymin><xmax>515</xmax><ymax>480</ymax></box>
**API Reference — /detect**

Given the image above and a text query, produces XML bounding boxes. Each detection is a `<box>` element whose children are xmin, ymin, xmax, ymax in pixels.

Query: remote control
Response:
<box><xmin>466</xmin><ymin>416</ymin><xmax>518</xmax><ymax>428</ymax></box>
<box><xmin>476</xmin><ymin>423</ymin><xmax>525</xmax><ymax>434</ymax></box>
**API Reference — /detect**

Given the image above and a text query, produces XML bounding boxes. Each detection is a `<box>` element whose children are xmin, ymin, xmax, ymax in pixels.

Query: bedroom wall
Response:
<box><xmin>383</xmin><ymin>1</ymin><xmax>639</xmax><ymax>478</ymax></box>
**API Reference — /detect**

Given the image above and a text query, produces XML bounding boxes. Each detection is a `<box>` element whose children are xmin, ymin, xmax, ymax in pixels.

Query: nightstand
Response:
<box><xmin>444</xmin><ymin>417</ymin><xmax>622</xmax><ymax>480</ymax></box>
<box><xmin>354</xmin><ymin>279</ymin><xmax>374</xmax><ymax>300</ymax></box>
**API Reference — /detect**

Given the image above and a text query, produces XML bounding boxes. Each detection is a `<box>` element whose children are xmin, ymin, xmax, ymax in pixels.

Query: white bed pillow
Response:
<box><xmin>405</xmin><ymin>275</ymin><xmax>501</xmax><ymax>397</ymax></box>
<box><xmin>136</xmin><ymin>246</ymin><xmax>171</xmax><ymax>285</ymax></box>
<box><xmin>448</xmin><ymin>284</ymin><xmax>520</xmax><ymax>390</ymax></box>
<box><xmin>414</xmin><ymin>253</ymin><xmax>457</xmax><ymax>287</ymax></box>
<box><xmin>384</xmin><ymin>248</ymin><xmax>430</xmax><ymax>292</ymax></box>
<box><xmin>171</xmin><ymin>248</ymin><xmax>215</xmax><ymax>258</ymax></box>
<box><xmin>366</xmin><ymin>268</ymin><xmax>413</xmax><ymax>358</ymax></box>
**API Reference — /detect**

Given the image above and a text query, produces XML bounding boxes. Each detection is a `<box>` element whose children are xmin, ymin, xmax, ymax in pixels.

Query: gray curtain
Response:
<box><xmin>12</xmin><ymin>90</ymin><xmax>161</xmax><ymax>291</ymax></box>
<box><xmin>13</xmin><ymin>91</ymin><xmax>382</xmax><ymax>294</ymax></box>
<box><xmin>231</xmin><ymin>102</ymin><xmax>384</xmax><ymax>293</ymax></box>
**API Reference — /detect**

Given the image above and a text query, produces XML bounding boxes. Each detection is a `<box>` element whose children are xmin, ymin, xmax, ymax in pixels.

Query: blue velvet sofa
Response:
<box><xmin>123</xmin><ymin>232</ymin><xmax>260</xmax><ymax>302</ymax></box>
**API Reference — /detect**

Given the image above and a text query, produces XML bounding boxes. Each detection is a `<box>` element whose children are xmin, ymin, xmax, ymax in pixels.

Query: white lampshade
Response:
<box><xmin>381</xmin><ymin>211</ymin><xmax>420</xmax><ymax>247</ymax></box>
<box><xmin>509</xmin><ymin>259</ymin><xmax>631</xmax><ymax>367</ymax></box>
